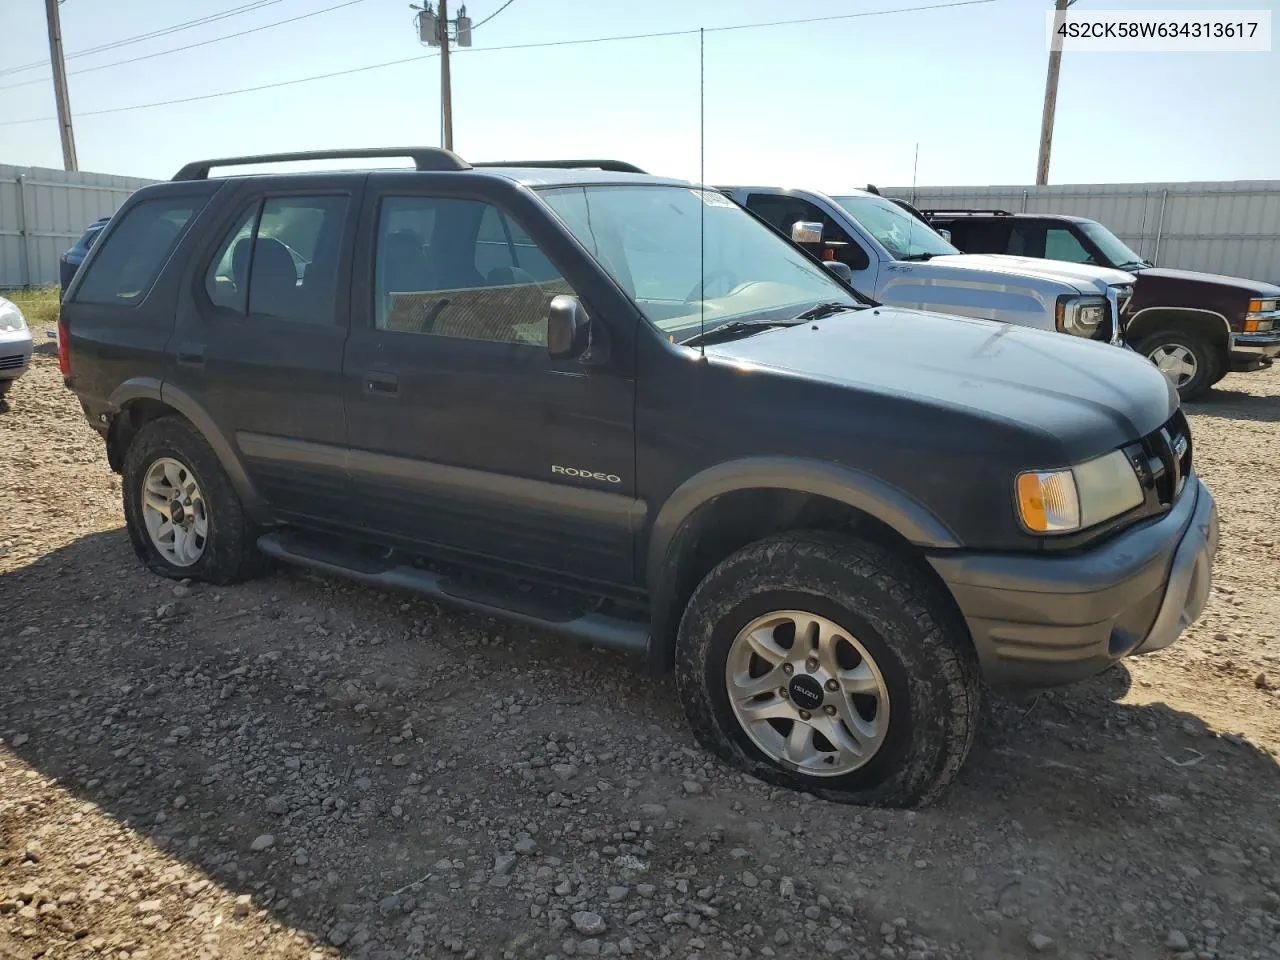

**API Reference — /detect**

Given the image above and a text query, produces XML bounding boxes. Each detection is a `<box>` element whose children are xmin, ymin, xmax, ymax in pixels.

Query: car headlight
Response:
<box><xmin>1245</xmin><ymin>298</ymin><xmax>1276</xmax><ymax>333</ymax></box>
<box><xmin>1015</xmin><ymin>449</ymin><xmax>1144</xmax><ymax>534</ymax></box>
<box><xmin>0</xmin><ymin>299</ymin><xmax>28</xmax><ymax>333</ymax></box>
<box><xmin>1055</xmin><ymin>295</ymin><xmax>1107</xmax><ymax>338</ymax></box>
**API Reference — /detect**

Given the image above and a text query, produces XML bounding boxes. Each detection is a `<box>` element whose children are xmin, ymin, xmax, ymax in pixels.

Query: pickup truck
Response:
<box><xmin>59</xmin><ymin>148</ymin><xmax>1216</xmax><ymax>807</ymax></box>
<box><xmin>924</xmin><ymin>208</ymin><xmax>1280</xmax><ymax>400</ymax></box>
<box><xmin>719</xmin><ymin>186</ymin><xmax>1137</xmax><ymax>347</ymax></box>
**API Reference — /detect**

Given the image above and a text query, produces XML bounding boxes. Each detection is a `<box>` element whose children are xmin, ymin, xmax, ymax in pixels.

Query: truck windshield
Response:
<box><xmin>1079</xmin><ymin>220</ymin><xmax>1149</xmax><ymax>269</ymax></box>
<box><xmin>831</xmin><ymin>195</ymin><xmax>959</xmax><ymax>261</ymax></box>
<box><xmin>539</xmin><ymin>184</ymin><xmax>861</xmax><ymax>343</ymax></box>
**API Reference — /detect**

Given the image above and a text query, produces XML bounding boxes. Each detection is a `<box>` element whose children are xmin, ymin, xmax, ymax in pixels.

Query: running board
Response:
<box><xmin>256</xmin><ymin>531</ymin><xmax>650</xmax><ymax>656</ymax></box>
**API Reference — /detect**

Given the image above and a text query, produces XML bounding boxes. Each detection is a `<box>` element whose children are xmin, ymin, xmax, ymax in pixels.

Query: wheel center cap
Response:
<box><xmin>788</xmin><ymin>674</ymin><xmax>824</xmax><ymax>710</ymax></box>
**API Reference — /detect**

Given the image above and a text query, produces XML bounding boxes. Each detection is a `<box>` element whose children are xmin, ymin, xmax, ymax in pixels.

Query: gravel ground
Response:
<box><xmin>3</xmin><ymin>343</ymin><xmax>1279</xmax><ymax>960</ymax></box>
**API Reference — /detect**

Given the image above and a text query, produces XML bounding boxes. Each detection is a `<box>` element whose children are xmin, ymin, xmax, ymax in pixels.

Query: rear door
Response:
<box><xmin>943</xmin><ymin>218</ymin><xmax>1012</xmax><ymax>255</ymax></box>
<box><xmin>168</xmin><ymin>175</ymin><xmax>361</xmax><ymax>527</ymax></box>
<box><xmin>341</xmin><ymin>175</ymin><xmax>639</xmax><ymax>585</ymax></box>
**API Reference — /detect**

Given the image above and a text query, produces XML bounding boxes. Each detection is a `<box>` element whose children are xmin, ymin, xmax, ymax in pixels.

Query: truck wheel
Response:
<box><xmin>1137</xmin><ymin>330</ymin><xmax>1218</xmax><ymax>402</ymax></box>
<box><xmin>674</xmin><ymin>532</ymin><xmax>980</xmax><ymax>808</ymax></box>
<box><xmin>122</xmin><ymin>417</ymin><xmax>266</xmax><ymax>584</ymax></box>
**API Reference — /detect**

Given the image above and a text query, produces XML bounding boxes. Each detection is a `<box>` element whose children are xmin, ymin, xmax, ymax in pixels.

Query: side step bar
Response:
<box><xmin>257</xmin><ymin>532</ymin><xmax>650</xmax><ymax>656</ymax></box>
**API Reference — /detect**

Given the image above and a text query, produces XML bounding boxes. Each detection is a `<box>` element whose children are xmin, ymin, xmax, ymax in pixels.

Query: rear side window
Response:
<box><xmin>76</xmin><ymin>198</ymin><xmax>203</xmax><ymax>304</ymax></box>
<box><xmin>945</xmin><ymin>219</ymin><xmax>1011</xmax><ymax>255</ymax></box>
<box><xmin>204</xmin><ymin>195</ymin><xmax>349</xmax><ymax>323</ymax></box>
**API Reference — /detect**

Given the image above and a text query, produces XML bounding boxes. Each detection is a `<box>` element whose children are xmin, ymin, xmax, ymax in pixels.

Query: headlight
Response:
<box><xmin>1055</xmin><ymin>295</ymin><xmax>1107</xmax><ymax>337</ymax></box>
<box><xmin>1015</xmin><ymin>449</ymin><xmax>1143</xmax><ymax>535</ymax></box>
<box><xmin>0</xmin><ymin>299</ymin><xmax>28</xmax><ymax>333</ymax></box>
<box><xmin>1245</xmin><ymin>298</ymin><xmax>1276</xmax><ymax>333</ymax></box>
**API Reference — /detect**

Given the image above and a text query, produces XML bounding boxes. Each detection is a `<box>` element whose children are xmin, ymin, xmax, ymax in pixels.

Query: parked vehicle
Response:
<box><xmin>0</xmin><ymin>295</ymin><xmax>33</xmax><ymax>404</ymax></box>
<box><xmin>924</xmin><ymin>209</ymin><xmax>1280</xmax><ymax>400</ymax></box>
<box><xmin>59</xmin><ymin>217</ymin><xmax>112</xmax><ymax>291</ymax></box>
<box><xmin>718</xmin><ymin>186</ymin><xmax>1137</xmax><ymax>346</ymax></box>
<box><xmin>60</xmin><ymin>147</ymin><xmax>1217</xmax><ymax>807</ymax></box>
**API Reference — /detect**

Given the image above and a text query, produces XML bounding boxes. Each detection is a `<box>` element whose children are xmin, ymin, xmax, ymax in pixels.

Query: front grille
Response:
<box><xmin>1128</xmin><ymin>410</ymin><xmax>1192</xmax><ymax>513</ymax></box>
<box><xmin>0</xmin><ymin>354</ymin><xmax>26</xmax><ymax>371</ymax></box>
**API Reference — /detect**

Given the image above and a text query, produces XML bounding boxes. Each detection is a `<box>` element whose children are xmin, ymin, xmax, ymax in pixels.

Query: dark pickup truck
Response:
<box><xmin>926</xmin><ymin>209</ymin><xmax>1280</xmax><ymax>401</ymax></box>
<box><xmin>58</xmin><ymin>148</ymin><xmax>1217</xmax><ymax>807</ymax></box>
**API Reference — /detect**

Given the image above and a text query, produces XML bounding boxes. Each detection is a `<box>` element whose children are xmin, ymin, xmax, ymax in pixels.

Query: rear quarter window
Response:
<box><xmin>76</xmin><ymin>198</ymin><xmax>205</xmax><ymax>305</ymax></box>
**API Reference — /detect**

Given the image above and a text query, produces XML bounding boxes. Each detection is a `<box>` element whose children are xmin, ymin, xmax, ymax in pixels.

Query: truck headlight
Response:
<box><xmin>1245</xmin><ymin>298</ymin><xmax>1276</xmax><ymax>332</ymax></box>
<box><xmin>1015</xmin><ymin>449</ymin><xmax>1143</xmax><ymax>534</ymax></box>
<box><xmin>0</xmin><ymin>299</ymin><xmax>27</xmax><ymax>333</ymax></box>
<box><xmin>1055</xmin><ymin>295</ymin><xmax>1107</xmax><ymax>338</ymax></box>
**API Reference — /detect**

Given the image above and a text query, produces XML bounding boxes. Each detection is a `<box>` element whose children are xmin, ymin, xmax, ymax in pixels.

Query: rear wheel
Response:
<box><xmin>674</xmin><ymin>532</ymin><xmax>980</xmax><ymax>808</ymax></box>
<box><xmin>1137</xmin><ymin>329</ymin><xmax>1219</xmax><ymax>402</ymax></box>
<box><xmin>122</xmin><ymin>417</ymin><xmax>267</xmax><ymax>584</ymax></box>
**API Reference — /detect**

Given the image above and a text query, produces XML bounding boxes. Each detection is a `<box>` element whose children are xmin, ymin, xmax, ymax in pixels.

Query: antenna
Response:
<box><xmin>911</xmin><ymin>142</ymin><xmax>919</xmax><ymax>205</ymax></box>
<box><xmin>698</xmin><ymin>26</ymin><xmax>705</xmax><ymax>357</ymax></box>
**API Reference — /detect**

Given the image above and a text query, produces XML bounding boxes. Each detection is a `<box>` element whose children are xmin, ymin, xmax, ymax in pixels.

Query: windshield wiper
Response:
<box><xmin>1118</xmin><ymin>259</ymin><xmax>1151</xmax><ymax>270</ymax></box>
<box><xmin>792</xmin><ymin>301</ymin><xmax>859</xmax><ymax>322</ymax></box>
<box><xmin>681</xmin><ymin>319</ymin><xmax>804</xmax><ymax>347</ymax></box>
<box><xmin>899</xmin><ymin>252</ymin><xmax>938</xmax><ymax>262</ymax></box>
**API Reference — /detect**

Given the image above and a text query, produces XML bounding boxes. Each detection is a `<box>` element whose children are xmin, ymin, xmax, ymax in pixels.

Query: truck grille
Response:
<box><xmin>0</xmin><ymin>354</ymin><xmax>27</xmax><ymax>371</ymax></box>
<box><xmin>1130</xmin><ymin>410</ymin><xmax>1192</xmax><ymax>512</ymax></box>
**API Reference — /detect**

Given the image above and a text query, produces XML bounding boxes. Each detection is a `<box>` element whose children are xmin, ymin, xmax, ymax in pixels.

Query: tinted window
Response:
<box><xmin>943</xmin><ymin>219</ymin><xmax>1011</xmax><ymax>255</ymax></box>
<box><xmin>76</xmin><ymin>198</ymin><xmax>203</xmax><ymax>304</ymax></box>
<box><xmin>744</xmin><ymin>194</ymin><xmax>870</xmax><ymax>271</ymax></box>
<box><xmin>1044</xmin><ymin>227</ymin><xmax>1094</xmax><ymax>264</ymax></box>
<box><xmin>373</xmin><ymin>196</ymin><xmax>573</xmax><ymax>345</ymax></box>
<box><xmin>203</xmin><ymin>195</ymin><xmax>348</xmax><ymax>323</ymax></box>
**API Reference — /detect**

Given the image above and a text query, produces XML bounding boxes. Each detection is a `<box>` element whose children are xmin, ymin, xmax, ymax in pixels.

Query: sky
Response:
<box><xmin>0</xmin><ymin>0</ymin><xmax>1277</xmax><ymax>191</ymax></box>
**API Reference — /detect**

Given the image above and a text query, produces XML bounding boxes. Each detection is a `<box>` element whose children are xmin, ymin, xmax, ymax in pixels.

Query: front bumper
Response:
<box><xmin>1231</xmin><ymin>329</ymin><xmax>1280</xmax><ymax>359</ymax></box>
<box><xmin>0</xmin><ymin>328</ymin><xmax>34</xmax><ymax>382</ymax></box>
<box><xmin>928</xmin><ymin>477</ymin><xmax>1218</xmax><ymax>687</ymax></box>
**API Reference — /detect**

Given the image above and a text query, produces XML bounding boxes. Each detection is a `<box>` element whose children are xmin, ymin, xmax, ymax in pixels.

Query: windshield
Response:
<box><xmin>831</xmin><ymin>195</ymin><xmax>959</xmax><ymax>260</ymax></box>
<box><xmin>538</xmin><ymin>185</ymin><xmax>860</xmax><ymax>343</ymax></box>
<box><xmin>1079</xmin><ymin>220</ymin><xmax>1148</xmax><ymax>268</ymax></box>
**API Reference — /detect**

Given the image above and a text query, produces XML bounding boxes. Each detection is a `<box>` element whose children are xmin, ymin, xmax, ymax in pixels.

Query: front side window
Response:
<box><xmin>540</xmin><ymin>185</ymin><xmax>862</xmax><ymax>343</ymax></box>
<box><xmin>1044</xmin><ymin>227</ymin><xmax>1095</xmax><ymax>264</ymax></box>
<box><xmin>203</xmin><ymin>195</ymin><xmax>348</xmax><ymax>323</ymax></box>
<box><xmin>831</xmin><ymin>195</ymin><xmax>958</xmax><ymax>261</ymax></box>
<box><xmin>744</xmin><ymin>194</ymin><xmax>869</xmax><ymax>271</ymax></box>
<box><xmin>373</xmin><ymin>197</ymin><xmax>573</xmax><ymax>345</ymax></box>
<box><xmin>1078</xmin><ymin>221</ymin><xmax>1148</xmax><ymax>269</ymax></box>
<box><xmin>76</xmin><ymin>197</ymin><xmax>204</xmax><ymax>304</ymax></box>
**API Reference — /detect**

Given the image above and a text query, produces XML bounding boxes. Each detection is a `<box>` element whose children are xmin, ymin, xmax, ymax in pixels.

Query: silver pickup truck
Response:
<box><xmin>719</xmin><ymin>185</ymin><xmax>1136</xmax><ymax>345</ymax></box>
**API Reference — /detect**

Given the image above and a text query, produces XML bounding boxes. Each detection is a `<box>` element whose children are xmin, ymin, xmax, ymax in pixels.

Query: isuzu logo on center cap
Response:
<box><xmin>788</xmin><ymin>674</ymin><xmax>824</xmax><ymax>710</ymax></box>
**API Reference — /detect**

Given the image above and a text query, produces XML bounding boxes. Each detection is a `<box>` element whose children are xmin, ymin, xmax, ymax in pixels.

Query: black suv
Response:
<box><xmin>60</xmin><ymin>148</ymin><xmax>1218</xmax><ymax>807</ymax></box>
<box><xmin>927</xmin><ymin>209</ymin><xmax>1280</xmax><ymax>401</ymax></box>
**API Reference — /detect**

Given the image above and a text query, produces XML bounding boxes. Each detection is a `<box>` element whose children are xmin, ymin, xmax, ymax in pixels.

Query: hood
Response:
<box><xmin>705</xmin><ymin>305</ymin><xmax>1175</xmax><ymax>463</ymax></box>
<box><xmin>926</xmin><ymin>253</ymin><xmax>1135</xmax><ymax>293</ymax></box>
<box><xmin>1136</xmin><ymin>267</ymin><xmax>1280</xmax><ymax>298</ymax></box>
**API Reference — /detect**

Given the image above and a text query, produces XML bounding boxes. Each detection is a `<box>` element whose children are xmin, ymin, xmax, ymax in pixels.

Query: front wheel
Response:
<box><xmin>674</xmin><ymin>532</ymin><xmax>980</xmax><ymax>808</ymax></box>
<box><xmin>1137</xmin><ymin>330</ymin><xmax>1219</xmax><ymax>402</ymax></box>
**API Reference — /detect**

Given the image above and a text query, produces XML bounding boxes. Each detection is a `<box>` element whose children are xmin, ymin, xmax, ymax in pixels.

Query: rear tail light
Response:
<box><xmin>57</xmin><ymin>317</ymin><xmax>71</xmax><ymax>377</ymax></box>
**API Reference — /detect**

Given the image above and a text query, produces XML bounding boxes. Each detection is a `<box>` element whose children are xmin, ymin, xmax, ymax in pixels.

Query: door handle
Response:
<box><xmin>176</xmin><ymin>342</ymin><xmax>205</xmax><ymax>367</ymax></box>
<box><xmin>364</xmin><ymin>370</ymin><xmax>399</xmax><ymax>395</ymax></box>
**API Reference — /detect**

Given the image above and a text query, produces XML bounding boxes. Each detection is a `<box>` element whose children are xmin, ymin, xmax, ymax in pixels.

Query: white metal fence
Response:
<box><xmin>884</xmin><ymin>181</ymin><xmax>1280</xmax><ymax>285</ymax></box>
<box><xmin>0</xmin><ymin>164</ymin><xmax>155</xmax><ymax>289</ymax></box>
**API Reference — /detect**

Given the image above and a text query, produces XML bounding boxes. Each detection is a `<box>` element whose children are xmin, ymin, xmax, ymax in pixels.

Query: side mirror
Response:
<box><xmin>823</xmin><ymin>261</ymin><xmax>853</xmax><ymax>284</ymax></box>
<box><xmin>936</xmin><ymin>228</ymin><xmax>952</xmax><ymax>243</ymax></box>
<box><xmin>790</xmin><ymin>220</ymin><xmax>824</xmax><ymax>245</ymax></box>
<box><xmin>547</xmin><ymin>294</ymin><xmax>591</xmax><ymax>360</ymax></box>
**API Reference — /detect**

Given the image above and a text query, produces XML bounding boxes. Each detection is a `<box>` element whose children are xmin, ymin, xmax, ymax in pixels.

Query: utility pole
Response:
<box><xmin>413</xmin><ymin>2</ymin><xmax>471</xmax><ymax>151</ymax></box>
<box><xmin>1036</xmin><ymin>0</ymin><xmax>1073</xmax><ymax>185</ymax></box>
<box><xmin>44</xmin><ymin>0</ymin><xmax>78</xmax><ymax>171</ymax></box>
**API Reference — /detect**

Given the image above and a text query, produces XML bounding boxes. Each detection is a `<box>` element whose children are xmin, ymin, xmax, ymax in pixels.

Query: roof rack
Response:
<box><xmin>922</xmin><ymin>208</ymin><xmax>1015</xmax><ymax>217</ymax></box>
<box><xmin>471</xmin><ymin>159</ymin><xmax>647</xmax><ymax>174</ymax></box>
<box><xmin>172</xmin><ymin>147</ymin><xmax>471</xmax><ymax>181</ymax></box>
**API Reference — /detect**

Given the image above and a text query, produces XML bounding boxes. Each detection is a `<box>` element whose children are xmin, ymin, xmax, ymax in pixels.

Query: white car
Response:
<box><xmin>719</xmin><ymin>186</ymin><xmax>1135</xmax><ymax>345</ymax></box>
<box><xmin>0</xmin><ymin>296</ymin><xmax>34</xmax><ymax>402</ymax></box>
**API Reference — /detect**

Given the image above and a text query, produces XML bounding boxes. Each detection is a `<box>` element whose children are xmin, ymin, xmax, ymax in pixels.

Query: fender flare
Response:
<box><xmin>643</xmin><ymin>457</ymin><xmax>961</xmax><ymax>666</ymax></box>
<box><xmin>109</xmin><ymin>379</ymin><xmax>270</xmax><ymax>522</ymax></box>
<box><xmin>1125</xmin><ymin>306</ymin><xmax>1232</xmax><ymax>347</ymax></box>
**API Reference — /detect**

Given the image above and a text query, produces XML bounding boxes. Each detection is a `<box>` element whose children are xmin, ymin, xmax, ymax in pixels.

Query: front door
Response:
<box><xmin>169</xmin><ymin>177</ymin><xmax>360</xmax><ymax>526</ymax></box>
<box><xmin>742</xmin><ymin>193</ymin><xmax>876</xmax><ymax>295</ymax></box>
<box><xmin>341</xmin><ymin>179</ymin><xmax>638</xmax><ymax>586</ymax></box>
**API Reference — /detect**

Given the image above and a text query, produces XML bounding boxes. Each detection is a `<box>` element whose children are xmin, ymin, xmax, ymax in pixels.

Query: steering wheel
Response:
<box><xmin>684</xmin><ymin>270</ymin><xmax>733</xmax><ymax>303</ymax></box>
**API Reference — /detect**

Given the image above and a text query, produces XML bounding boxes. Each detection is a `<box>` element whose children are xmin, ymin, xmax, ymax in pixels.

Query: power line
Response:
<box><xmin>0</xmin><ymin>0</ymin><xmax>370</xmax><ymax>92</ymax></box>
<box><xmin>0</xmin><ymin>0</ymin><xmax>287</xmax><ymax>77</ymax></box>
<box><xmin>0</xmin><ymin>0</ymin><xmax>999</xmax><ymax>127</ymax></box>
<box><xmin>472</xmin><ymin>0</ymin><xmax>518</xmax><ymax>31</ymax></box>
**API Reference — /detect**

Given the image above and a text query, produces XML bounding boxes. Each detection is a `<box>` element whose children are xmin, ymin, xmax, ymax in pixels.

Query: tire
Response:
<box><xmin>674</xmin><ymin>531</ymin><xmax>980</xmax><ymax>808</ymax></box>
<box><xmin>1136</xmin><ymin>329</ymin><xmax>1219</xmax><ymax>402</ymax></box>
<box><xmin>122</xmin><ymin>416</ymin><xmax>267</xmax><ymax>584</ymax></box>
